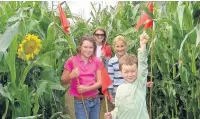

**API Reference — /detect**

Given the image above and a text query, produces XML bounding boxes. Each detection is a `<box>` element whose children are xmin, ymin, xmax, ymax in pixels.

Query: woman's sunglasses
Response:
<box><xmin>94</xmin><ymin>33</ymin><xmax>105</xmax><ymax>37</ymax></box>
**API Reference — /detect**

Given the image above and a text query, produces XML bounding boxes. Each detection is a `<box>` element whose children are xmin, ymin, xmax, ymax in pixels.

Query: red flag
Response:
<box><xmin>58</xmin><ymin>4</ymin><xmax>70</xmax><ymax>34</ymax></box>
<box><xmin>136</xmin><ymin>2</ymin><xmax>153</xmax><ymax>30</ymax></box>
<box><xmin>101</xmin><ymin>62</ymin><xmax>112</xmax><ymax>99</ymax></box>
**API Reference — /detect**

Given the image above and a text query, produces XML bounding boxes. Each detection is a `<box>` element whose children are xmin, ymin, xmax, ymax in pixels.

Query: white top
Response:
<box><xmin>96</xmin><ymin>45</ymin><xmax>102</xmax><ymax>58</ymax></box>
<box><xmin>111</xmin><ymin>49</ymin><xmax>149</xmax><ymax>119</ymax></box>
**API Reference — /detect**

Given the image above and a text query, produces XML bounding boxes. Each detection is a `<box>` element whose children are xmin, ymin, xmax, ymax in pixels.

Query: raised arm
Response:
<box><xmin>137</xmin><ymin>32</ymin><xmax>149</xmax><ymax>83</ymax></box>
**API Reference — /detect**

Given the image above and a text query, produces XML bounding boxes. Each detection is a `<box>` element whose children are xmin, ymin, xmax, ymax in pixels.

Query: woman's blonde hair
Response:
<box><xmin>113</xmin><ymin>35</ymin><xmax>127</xmax><ymax>47</ymax></box>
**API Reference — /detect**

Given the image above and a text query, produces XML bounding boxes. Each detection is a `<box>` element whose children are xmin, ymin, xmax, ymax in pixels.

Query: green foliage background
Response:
<box><xmin>0</xmin><ymin>1</ymin><xmax>200</xmax><ymax>119</ymax></box>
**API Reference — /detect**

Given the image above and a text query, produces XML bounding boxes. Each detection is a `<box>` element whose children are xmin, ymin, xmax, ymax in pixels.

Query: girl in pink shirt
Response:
<box><xmin>61</xmin><ymin>35</ymin><xmax>102</xmax><ymax>119</ymax></box>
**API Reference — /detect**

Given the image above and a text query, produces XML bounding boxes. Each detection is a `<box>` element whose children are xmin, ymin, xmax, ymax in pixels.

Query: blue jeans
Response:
<box><xmin>74</xmin><ymin>97</ymin><xmax>100</xmax><ymax>119</ymax></box>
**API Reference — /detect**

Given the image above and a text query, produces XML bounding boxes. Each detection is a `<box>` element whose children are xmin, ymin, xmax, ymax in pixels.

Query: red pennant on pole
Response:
<box><xmin>58</xmin><ymin>4</ymin><xmax>70</xmax><ymax>34</ymax></box>
<box><xmin>136</xmin><ymin>2</ymin><xmax>153</xmax><ymax>30</ymax></box>
<box><xmin>101</xmin><ymin>62</ymin><xmax>112</xmax><ymax>99</ymax></box>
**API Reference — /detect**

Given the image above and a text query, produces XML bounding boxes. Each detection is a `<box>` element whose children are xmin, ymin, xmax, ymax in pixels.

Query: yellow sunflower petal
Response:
<box><xmin>23</xmin><ymin>39</ymin><xmax>27</xmax><ymax>44</ymax></box>
<box><xmin>30</xmin><ymin>54</ymin><xmax>34</xmax><ymax>59</ymax></box>
<box><xmin>18</xmin><ymin>47</ymin><xmax>23</xmax><ymax>52</ymax></box>
<box><xmin>26</xmin><ymin>34</ymin><xmax>31</xmax><ymax>40</ymax></box>
<box><xmin>25</xmin><ymin>55</ymin><xmax>31</xmax><ymax>60</ymax></box>
<box><xmin>18</xmin><ymin>34</ymin><xmax>42</xmax><ymax>61</ymax></box>
<box><xmin>35</xmin><ymin>39</ymin><xmax>41</xmax><ymax>44</ymax></box>
<box><xmin>34</xmin><ymin>49</ymin><xmax>39</xmax><ymax>54</ymax></box>
<box><xmin>19</xmin><ymin>44</ymin><xmax>23</xmax><ymax>48</ymax></box>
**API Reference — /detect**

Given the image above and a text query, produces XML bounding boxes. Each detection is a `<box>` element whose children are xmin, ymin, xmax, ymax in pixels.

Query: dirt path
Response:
<box><xmin>65</xmin><ymin>90</ymin><xmax>76</xmax><ymax>119</ymax></box>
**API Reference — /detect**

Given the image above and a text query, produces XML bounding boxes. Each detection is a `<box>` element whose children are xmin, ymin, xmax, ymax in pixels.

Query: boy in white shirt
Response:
<box><xmin>104</xmin><ymin>32</ymin><xmax>153</xmax><ymax>119</ymax></box>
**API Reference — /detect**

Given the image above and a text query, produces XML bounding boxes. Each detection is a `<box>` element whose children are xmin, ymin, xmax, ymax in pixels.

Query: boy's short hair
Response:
<box><xmin>119</xmin><ymin>55</ymin><xmax>138</xmax><ymax>71</ymax></box>
<box><xmin>113</xmin><ymin>35</ymin><xmax>127</xmax><ymax>47</ymax></box>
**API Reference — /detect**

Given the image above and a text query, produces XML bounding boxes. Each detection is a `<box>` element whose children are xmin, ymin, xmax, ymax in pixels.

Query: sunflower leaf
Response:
<box><xmin>0</xmin><ymin>21</ymin><xmax>20</xmax><ymax>52</ymax></box>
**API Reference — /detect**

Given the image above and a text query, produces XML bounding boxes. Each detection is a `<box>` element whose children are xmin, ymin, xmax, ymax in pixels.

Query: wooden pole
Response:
<box><xmin>105</xmin><ymin>95</ymin><xmax>109</xmax><ymax>112</ymax></box>
<box><xmin>149</xmin><ymin>23</ymin><xmax>154</xmax><ymax>119</ymax></box>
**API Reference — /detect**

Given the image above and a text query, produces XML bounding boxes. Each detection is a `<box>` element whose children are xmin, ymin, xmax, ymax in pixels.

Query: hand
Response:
<box><xmin>100</xmin><ymin>51</ymin><xmax>105</xmax><ymax>59</ymax></box>
<box><xmin>109</xmin><ymin>95</ymin><xmax>114</xmax><ymax>105</ymax></box>
<box><xmin>104</xmin><ymin>112</ymin><xmax>112</xmax><ymax>119</ymax></box>
<box><xmin>140</xmin><ymin>31</ymin><xmax>149</xmax><ymax>47</ymax></box>
<box><xmin>146</xmin><ymin>81</ymin><xmax>153</xmax><ymax>88</ymax></box>
<box><xmin>70</xmin><ymin>68</ymin><xmax>79</xmax><ymax>79</ymax></box>
<box><xmin>77</xmin><ymin>85</ymin><xmax>89</xmax><ymax>94</ymax></box>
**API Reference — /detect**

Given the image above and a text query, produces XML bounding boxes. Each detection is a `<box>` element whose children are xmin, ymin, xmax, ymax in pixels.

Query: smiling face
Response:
<box><xmin>119</xmin><ymin>55</ymin><xmax>138</xmax><ymax>83</ymax></box>
<box><xmin>94</xmin><ymin>30</ymin><xmax>105</xmax><ymax>45</ymax></box>
<box><xmin>114</xmin><ymin>40</ymin><xmax>127</xmax><ymax>58</ymax></box>
<box><xmin>78</xmin><ymin>35</ymin><xmax>96</xmax><ymax>59</ymax></box>
<box><xmin>121</xmin><ymin>64</ymin><xmax>138</xmax><ymax>83</ymax></box>
<box><xmin>80</xmin><ymin>40</ymin><xmax>94</xmax><ymax>58</ymax></box>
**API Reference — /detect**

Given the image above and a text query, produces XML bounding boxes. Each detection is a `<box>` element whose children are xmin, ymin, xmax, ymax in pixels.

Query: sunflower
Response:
<box><xmin>17</xmin><ymin>34</ymin><xmax>42</xmax><ymax>61</ymax></box>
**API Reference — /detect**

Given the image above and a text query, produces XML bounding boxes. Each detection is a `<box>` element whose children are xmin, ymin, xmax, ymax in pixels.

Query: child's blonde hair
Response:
<box><xmin>113</xmin><ymin>35</ymin><xmax>127</xmax><ymax>47</ymax></box>
<box><xmin>119</xmin><ymin>55</ymin><xmax>138</xmax><ymax>71</ymax></box>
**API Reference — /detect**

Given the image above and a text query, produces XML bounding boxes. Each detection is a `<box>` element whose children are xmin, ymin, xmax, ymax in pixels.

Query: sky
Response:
<box><xmin>66</xmin><ymin>1</ymin><xmax>118</xmax><ymax>20</ymax></box>
<box><xmin>49</xmin><ymin>1</ymin><xmax>118</xmax><ymax>20</ymax></box>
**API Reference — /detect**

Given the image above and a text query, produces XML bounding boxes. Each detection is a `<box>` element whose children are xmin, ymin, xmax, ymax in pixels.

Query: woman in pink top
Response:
<box><xmin>61</xmin><ymin>34</ymin><xmax>102</xmax><ymax>119</ymax></box>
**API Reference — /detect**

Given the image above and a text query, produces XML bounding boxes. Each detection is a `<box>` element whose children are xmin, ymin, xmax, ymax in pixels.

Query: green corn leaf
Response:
<box><xmin>0</xmin><ymin>21</ymin><xmax>20</xmax><ymax>52</ymax></box>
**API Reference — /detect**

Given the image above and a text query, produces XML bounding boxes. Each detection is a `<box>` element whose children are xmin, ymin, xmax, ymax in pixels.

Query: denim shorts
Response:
<box><xmin>74</xmin><ymin>97</ymin><xmax>100</xmax><ymax>119</ymax></box>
